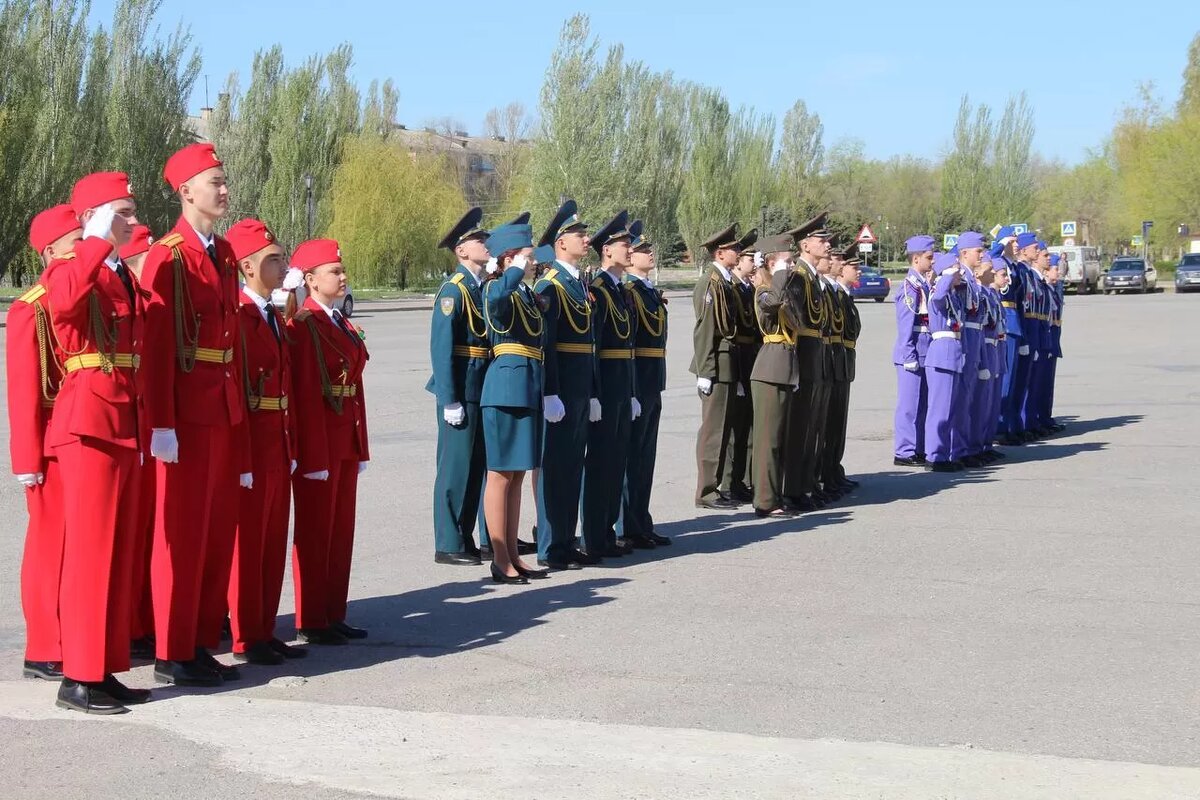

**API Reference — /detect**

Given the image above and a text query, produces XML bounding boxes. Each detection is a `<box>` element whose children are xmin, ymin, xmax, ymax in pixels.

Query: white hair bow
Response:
<box><xmin>282</xmin><ymin>267</ymin><xmax>304</xmax><ymax>291</ymax></box>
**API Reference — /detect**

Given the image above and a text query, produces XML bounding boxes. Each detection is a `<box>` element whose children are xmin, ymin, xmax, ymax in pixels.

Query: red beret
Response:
<box><xmin>119</xmin><ymin>225</ymin><xmax>153</xmax><ymax>260</ymax></box>
<box><xmin>291</xmin><ymin>238</ymin><xmax>341</xmax><ymax>272</ymax></box>
<box><xmin>29</xmin><ymin>204</ymin><xmax>82</xmax><ymax>253</ymax></box>
<box><xmin>226</xmin><ymin>218</ymin><xmax>279</xmax><ymax>261</ymax></box>
<box><xmin>70</xmin><ymin>172</ymin><xmax>134</xmax><ymax>217</ymax></box>
<box><xmin>164</xmin><ymin>143</ymin><xmax>223</xmax><ymax>191</ymax></box>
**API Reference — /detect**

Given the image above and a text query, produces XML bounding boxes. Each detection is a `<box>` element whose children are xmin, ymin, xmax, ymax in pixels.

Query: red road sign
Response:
<box><xmin>856</xmin><ymin>224</ymin><xmax>877</xmax><ymax>244</ymax></box>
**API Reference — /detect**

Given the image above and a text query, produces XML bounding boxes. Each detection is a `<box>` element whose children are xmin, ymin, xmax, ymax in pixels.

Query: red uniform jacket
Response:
<box><xmin>140</xmin><ymin>218</ymin><xmax>244</xmax><ymax>430</ymax></box>
<box><xmin>45</xmin><ymin>237</ymin><xmax>145</xmax><ymax>451</ymax></box>
<box><xmin>5</xmin><ymin>264</ymin><xmax>66</xmax><ymax>473</ymax></box>
<box><xmin>286</xmin><ymin>297</ymin><xmax>369</xmax><ymax>475</ymax></box>
<box><xmin>237</xmin><ymin>291</ymin><xmax>297</xmax><ymax>472</ymax></box>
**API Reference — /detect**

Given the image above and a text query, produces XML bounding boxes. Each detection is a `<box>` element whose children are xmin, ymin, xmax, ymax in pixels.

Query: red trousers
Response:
<box><xmin>20</xmin><ymin>457</ymin><xmax>64</xmax><ymax>662</ymax></box>
<box><xmin>151</xmin><ymin>423</ymin><xmax>236</xmax><ymax>660</ymax></box>
<box><xmin>129</xmin><ymin>459</ymin><xmax>156</xmax><ymax>641</ymax></box>
<box><xmin>228</xmin><ymin>459</ymin><xmax>290</xmax><ymax>652</ymax></box>
<box><xmin>55</xmin><ymin>438</ymin><xmax>138</xmax><ymax>682</ymax></box>
<box><xmin>292</xmin><ymin>458</ymin><xmax>359</xmax><ymax>629</ymax></box>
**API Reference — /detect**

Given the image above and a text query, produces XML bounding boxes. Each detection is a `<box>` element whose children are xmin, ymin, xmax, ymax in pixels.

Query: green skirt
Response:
<box><xmin>483</xmin><ymin>406</ymin><xmax>542</xmax><ymax>471</ymax></box>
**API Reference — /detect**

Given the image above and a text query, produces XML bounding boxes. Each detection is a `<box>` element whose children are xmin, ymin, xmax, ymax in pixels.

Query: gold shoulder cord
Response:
<box><xmin>44</xmin><ymin>284</ymin><xmax>118</xmax><ymax>374</ymax></box>
<box><xmin>30</xmin><ymin>301</ymin><xmax>62</xmax><ymax>401</ymax></box>
<box><xmin>550</xmin><ymin>277</ymin><xmax>591</xmax><ymax>335</ymax></box>
<box><xmin>169</xmin><ymin>244</ymin><xmax>200</xmax><ymax>373</ymax></box>
<box><xmin>448</xmin><ymin>274</ymin><xmax>487</xmax><ymax>338</ymax></box>
<box><xmin>631</xmin><ymin>286</ymin><xmax>664</xmax><ymax>338</ymax></box>
<box><xmin>801</xmin><ymin>273</ymin><xmax>827</xmax><ymax>329</ymax></box>
<box><xmin>484</xmin><ymin>282</ymin><xmax>543</xmax><ymax>339</ymax></box>
<box><xmin>709</xmin><ymin>273</ymin><xmax>734</xmax><ymax>337</ymax></box>
<box><xmin>304</xmin><ymin>318</ymin><xmax>344</xmax><ymax>415</ymax></box>
<box><xmin>597</xmin><ymin>281</ymin><xmax>631</xmax><ymax>340</ymax></box>
<box><xmin>735</xmin><ymin>285</ymin><xmax>756</xmax><ymax>330</ymax></box>
<box><xmin>240</xmin><ymin>327</ymin><xmax>266</xmax><ymax>411</ymax></box>
<box><xmin>828</xmin><ymin>288</ymin><xmax>845</xmax><ymax>335</ymax></box>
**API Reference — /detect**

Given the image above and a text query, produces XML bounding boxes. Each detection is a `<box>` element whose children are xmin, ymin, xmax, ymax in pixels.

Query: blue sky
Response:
<box><xmin>128</xmin><ymin>0</ymin><xmax>1194</xmax><ymax>165</ymax></box>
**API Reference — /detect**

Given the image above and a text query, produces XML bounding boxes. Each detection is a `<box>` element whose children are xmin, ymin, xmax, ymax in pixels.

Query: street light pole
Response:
<box><xmin>304</xmin><ymin>173</ymin><xmax>315</xmax><ymax>240</ymax></box>
<box><xmin>761</xmin><ymin>204</ymin><xmax>767</xmax><ymax>236</ymax></box>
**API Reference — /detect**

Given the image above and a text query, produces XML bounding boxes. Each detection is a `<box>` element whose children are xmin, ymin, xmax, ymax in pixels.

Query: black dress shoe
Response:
<box><xmin>23</xmin><ymin>660</ymin><xmax>63</xmax><ymax>680</ymax></box>
<box><xmin>221</xmin><ymin>617</ymin><xmax>232</xmax><ymax>642</ymax></box>
<box><xmin>624</xmin><ymin>534</ymin><xmax>657</xmax><ymax>549</ymax></box>
<box><xmin>600</xmin><ymin>544</ymin><xmax>631</xmax><ymax>558</ymax></box>
<box><xmin>195</xmin><ymin>648</ymin><xmax>242</xmax><ymax>681</ymax></box>
<box><xmin>153</xmin><ymin>658</ymin><xmax>223</xmax><ymax>687</ymax></box>
<box><xmin>298</xmin><ymin>627</ymin><xmax>348</xmax><ymax>646</ymax></box>
<box><xmin>490</xmin><ymin>563</ymin><xmax>529</xmax><ymax>585</ymax></box>
<box><xmin>571</xmin><ymin>548</ymin><xmax>604</xmax><ymax>566</ymax></box>
<box><xmin>268</xmin><ymin>638</ymin><xmax>308</xmax><ymax>659</ymax></box>
<box><xmin>696</xmin><ymin>496</ymin><xmax>739</xmax><ymax>510</ymax></box>
<box><xmin>784</xmin><ymin>496</ymin><xmax>818</xmax><ymax>513</ymax></box>
<box><xmin>331</xmin><ymin>621</ymin><xmax>368</xmax><ymax>640</ymax></box>
<box><xmin>463</xmin><ymin>542</ymin><xmax>482</xmax><ymax>559</ymax></box>
<box><xmin>56</xmin><ymin>679</ymin><xmax>128</xmax><ymax>715</ymax></box>
<box><xmin>130</xmin><ymin>636</ymin><xmax>155</xmax><ymax>661</ymax></box>
<box><xmin>235</xmin><ymin>641</ymin><xmax>285</xmax><ymax>666</ymax></box>
<box><xmin>100</xmin><ymin>674</ymin><xmax>151</xmax><ymax>704</ymax></box>
<box><xmin>648</xmin><ymin>532</ymin><xmax>671</xmax><ymax>546</ymax></box>
<box><xmin>729</xmin><ymin>485</ymin><xmax>754</xmax><ymax>503</ymax></box>
<box><xmin>960</xmin><ymin>455</ymin><xmax>984</xmax><ymax>468</ymax></box>
<box><xmin>514</xmin><ymin>563</ymin><xmax>551</xmax><ymax>580</ymax></box>
<box><xmin>914</xmin><ymin>453</ymin><xmax>927</xmax><ymax>463</ymax></box>
<box><xmin>537</xmin><ymin>557</ymin><xmax>582</xmax><ymax>570</ymax></box>
<box><xmin>435</xmin><ymin>551</ymin><xmax>482</xmax><ymax>566</ymax></box>
<box><xmin>516</xmin><ymin>539</ymin><xmax>538</xmax><ymax>555</ymax></box>
<box><xmin>930</xmin><ymin>460</ymin><xmax>961</xmax><ymax>473</ymax></box>
<box><xmin>610</xmin><ymin>538</ymin><xmax>635</xmax><ymax>554</ymax></box>
<box><xmin>894</xmin><ymin>456</ymin><xmax>924</xmax><ymax>467</ymax></box>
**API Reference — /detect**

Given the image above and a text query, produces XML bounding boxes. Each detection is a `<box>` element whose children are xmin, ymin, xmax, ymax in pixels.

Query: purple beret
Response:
<box><xmin>905</xmin><ymin>235</ymin><xmax>936</xmax><ymax>254</ymax></box>
<box><xmin>932</xmin><ymin>251</ymin><xmax>960</xmax><ymax>275</ymax></box>
<box><xmin>1016</xmin><ymin>232</ymin><xmax>1038</xmax><ymax>249</ymax></box>
<box><xmin>1049</xmin><ymin>254</ymin><xmax>1061</xmax><ymax>267</ymax></box>
<box><xmin>957</xmin><ymin>231</ymin><xmax>986</xmax><ymax>249</ymax></box>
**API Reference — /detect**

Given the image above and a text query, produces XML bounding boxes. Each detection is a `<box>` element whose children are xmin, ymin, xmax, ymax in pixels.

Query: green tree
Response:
<box><xmin>677</xmin><ymin>85</ymin><xmax>737</xmax><ymax>265</ymax></box>
<box><xmin>1177</xmin><ymin>32</ymin><xmax>1200</xmax><ymax>117</ymax></box>
<box><xmin>938</xmin><ymin>95</ymin><xmax>994</xmax><ymax>233</ymax></box>
<box><xmin>776</xmin><ymin>99</ymin><xmax>825</xmax><ymax>220</ymax></box>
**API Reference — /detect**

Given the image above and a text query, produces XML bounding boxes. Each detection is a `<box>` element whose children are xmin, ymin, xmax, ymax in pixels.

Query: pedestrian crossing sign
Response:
<box><xmin>1061</xmin><ymin>221</ymin><xmax>1077</xmax><ymax>237</ymax></box>
<box><xmin>943</xmin><ymin>234</ymin><xmax>958</xmax><ymax>251</ymax></box>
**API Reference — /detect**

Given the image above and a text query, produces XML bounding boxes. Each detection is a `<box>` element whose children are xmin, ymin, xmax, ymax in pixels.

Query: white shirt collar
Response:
<box><xmin>242</xmin><ymin>285</ymin><xmax>273</xmax><ymax>322</ymax></box>
<box><xmin>104</xmin><ymin>254</ymin><xmax>121</xmax><ymax>273</ymax></box>
<box><xmin>555</xmin><ymin>259</ymin><xmax>581</xmax><ymax>280</ymax></box>
<box><xmin>712</xmin><ymin>261</ymin><xmax>732</xmax><ymax>282</ymax></box>
<box><xmin>458</xmin><ymin>262</ymin><xmax>483</xmax><ymax>286</ymax></box>
<box><xmin>601</xmin><ymin>267</ymin><xmax>623</xmax><ymax>286</ymax></box>
<box><xmin>312</xmin><ymin>297</ymin><xmax>338</xmax><ymax>322</ymax></box>
<box><xmin>628</xmin><ymin>273</ymin><xmax>654</xmax><ymax>287</ymax></box>
<box><xmin>191</xmin><ymin>223</ymin><xmax>215</xmax><ymax>251</ymax></box>
<box><xmin>798</xmin><ymin>257</ymin><xmax>818</xmax><ymax>277</ymax></box>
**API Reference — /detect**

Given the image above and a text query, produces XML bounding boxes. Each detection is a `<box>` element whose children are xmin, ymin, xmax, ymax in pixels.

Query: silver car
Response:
<box><xmin>1175</xmin><ymin>253</ymin><xmax>1200</xmax><ymax>293</ymax></box>
<box><xmin>1103</xmin><ymin>258</ymin><xmax>1157</xmax><ymax>294</ymax></box>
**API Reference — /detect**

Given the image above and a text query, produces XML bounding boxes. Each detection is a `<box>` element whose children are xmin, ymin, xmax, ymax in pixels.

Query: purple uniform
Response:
<box><xmin>951</xmin><ymin>269</ymin><xmax>985</xmax><ymax>460</ymax></box>
<box><xmin>892</xmin><ymin>270</ymin><xmax>930</xmax><ymax>459</ymax></box>
<box><xmin>923</xmin><ymin>257</ymin><xmax>965</xmax><ymax>465</ymax></box>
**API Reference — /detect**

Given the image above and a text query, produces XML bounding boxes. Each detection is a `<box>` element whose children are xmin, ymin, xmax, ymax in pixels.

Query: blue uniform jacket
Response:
<box><xmin>999</xmin><ymin>256</ymin><xmax>1025</xmax><ymax>341</ymax></box>
<box><xmin>627</xmin><ymin>276</ymin><xmax>668</xmax><ymax>396</ymax></box>
<box><xmin>926</xmin><ymin>269</ymin><xmax>965</xmax><ymax>373</ymax></box>
<box><xmin>426</xmin><ymin>264</ymin><xmax>491</xmax><ymax>406</ymax></box>
<box><xmin>892</xmin><ymin>270</ymin><xmax>931</xmax><ymax>367</ymax></box>
<box><xmin>1050</xmin><ymin>283</ymin><xmax>1064</xmax><ymax>358</ymax></box>
<box><xmin>961</xmin><ymin>269</ymin><xmax>984</xmax><ymax>366</ymax></box>
<box><xmin>480</xmin><ymin>266</ymin><xmax>545</xmax><ymax>410</ymax></box>
<box><xmin>535</xmin><ymin>261</ymin><xmax>596</xmax><ymax>401</ymax></box>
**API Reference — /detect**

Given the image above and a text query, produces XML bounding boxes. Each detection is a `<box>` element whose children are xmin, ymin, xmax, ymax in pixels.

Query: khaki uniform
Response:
<box><xmin>749</xmin><ymin>269</ymin><xmax>799</xmax><ymax>512</ymax></box>
<box><xmin>780</xmin><ymin>260</ymin><xmax>828</xmax><ymax>501</ymax></box>
<box><xmin>690</xmin><ymin>265</ymin><xmax>741</xmax><ymax>504</ymax></box>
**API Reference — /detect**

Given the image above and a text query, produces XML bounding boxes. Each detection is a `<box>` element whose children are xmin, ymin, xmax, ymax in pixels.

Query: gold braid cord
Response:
<box><xmin>709</xmin><ymin>274</ymin><xmax>734</xmax><ymax>338</ymax></box>
<box><xmin>304</xmin><ymin>317</ymin><xmax>347</xmax><ymax>415</ymax></box>
<box><xmin>32</xmin><ymin>303</ymin><xmax>62</xmax><ymax>401</ymax></box>
<box><xmin>240</xmin><ymin>327</ymin><xmax>266</xmax><ymax>411</ymax></box>
<box><xmin>594</xmin><ymin>280</ymin><xmax>631</xmax><ymax>341</ymax></box>
<box><xmin>484</xmin><ymin>284</ymin><xmax>543</xmax><ymax>338</ymax></box>
<box><xmin>450</xmin><ymin>276</ymin><xmax>487</xmax><ymax>338</ymax></box>
<box><xmin>631</xmin><ymin>286</ymin><xmax>664</xmax><ymax>338</ymax></box>
<box><xmin>171</xmin><ymin>246</ymin><xmax>200</xmax><ymax>373</ymax></box>
<box><xmin>828</xmin><ymin>287</ymin><xmax>845</xmax><ymax>336</ymax></box>
<box><xmin>551</xmin><ymin>279</ymin><xmax>591</xmax><ymax>334</ymax></box>
<box><xmin>799</xmin><ymin>273</ymin><xmax>827</xmax><ymax>329</ymax></box>
<box><xmin>87</xmin><ymin>293</ymin><xmax>120</xmax><ymax>374</ymax></box>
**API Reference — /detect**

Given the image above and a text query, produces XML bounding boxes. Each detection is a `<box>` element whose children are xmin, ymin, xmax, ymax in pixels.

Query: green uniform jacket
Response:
<box><xmin>626</xmin><ymin>276</ymin><xmax>668</xmax><ymax>396</ymax></box>
<box><xmin>841</xmin><ymin>286</ymin><xmax>861</xmax><ymax>382</ymax></box>
<box><xmin>690</xmin><ymin>264</ymin><xmax>740</xmax><ymax>383</ymax></box>
<box><xmin>782</xmin><ymin>260</ymin><xmax>827</xmax><ymax>382</ymax></box>
<box><xmin>535</xmin><ymin>262</ymin><xmax>596</xmax><ymax>401</ymax></box>
<box><xmin>426</xmin><ymin>265</ymin><xmax>491</xmax><ymax>406</ymax></box>
<box><xmin>821</xmin><ymin>278</ymin><xmax>847</xmax><ymax>383</ymax></box>
<box><xmin>733</xmin><ymin>280</ymin><xmax>760</xmax><ymax>391</ymax></box>
<box><xmin>750</xmin><ymin>269</ymin><xmax>800</xmax><ymax>387</ymax></box>
<box><xmin>481</xmin><ymin>266</ymin><xmax>544</xmax><ymax>410</ymax></box>
<box><xmin>590</xmin><ymin>271</ymin><xmax>637</xmax><ymax>401</ymax></box>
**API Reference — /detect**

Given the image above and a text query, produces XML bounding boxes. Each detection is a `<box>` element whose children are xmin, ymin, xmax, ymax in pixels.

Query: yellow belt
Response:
<box><xmin>597</xmin><ymin>348</ymin><xmax>634</xmax><ymax>360</ymax></box>
<box><xmin>189</xmin><ymin>346</ymin><xmax>233</xmax><ymax>364</ymax></box>
<box><xmin>821</xmin><ymin>336</ymin><xmax>831</xmax><ymax>344</ymax></box>
<box><xmin>63</xmin><ymin>353</ymin><xmax>140</xmax><ymax>373</ymax></box>
<box><xmin>829</xmin><ymin>336</ymin><xmax>844</xmax><ymax>345</ymax></box>
<box><xmin>793</xmin><ymin>328</ymin><xmax>822</xmax><ymax>339</ymax></box>
<box><xmin>329</xmin><ymin>385</ymin><xmax>358</xmax><ymax>397</ymax></box>
<box><xmin>762</xmin><ymin>333</ymin><xmax>792</xmax><ymax>345</ymax></box>
<box><xmin>634</xmin><ymin>347</ymin><xmax>665</xmax><ymax>358</ymax></box>
<box><xmin>452</xmin><ymin>345</ymin><xmax>491</xmax><ymax>359</ymax></box>
<box><xmin>1001</xmin><ymin>301</ymin><xmax>1017</xmax><ymax>309</ymax></box>
<box><xmin>494</xmin><ymin>343</ymin><xmax>543</xmax><ymax>361</ymax></box>
<box><xmin>555</xmin><ymin>342</ymin><xmax>592</xmax><ymax>355</ymax></box>
<box><xmin>251</xmin><ymin>395</ymin><xmax>289</xmax><ymax>411</ymax></box>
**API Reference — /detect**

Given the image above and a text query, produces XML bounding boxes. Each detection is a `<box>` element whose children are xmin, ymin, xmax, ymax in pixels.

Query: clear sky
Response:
<box><xmin>129</xmin><ymin>0</ymin><xmax>1194</xmax><ymax>165</ymax></box>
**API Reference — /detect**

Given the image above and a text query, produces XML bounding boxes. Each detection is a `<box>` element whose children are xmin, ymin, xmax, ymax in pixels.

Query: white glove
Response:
<box><xmin>282</xmin><ymin>267</ymin><xmax>305</xmax><ymax>291</ymax></box>
<box><xmin>290</xmin><ymin>460</ymin><xmax>297</xmax><ymax>474</ymax></box>
<box><xmin>903</xmin><ymin>362</ymin><xmax>919</xmax><ymax>373</ymax></box>
<box><xmin>752</xmin><ymin>251</ymin><xmax>764</xmax><ymax>268</ymax></box>
<box><xmin>510</xmin><ymin>254</ymin><xmax>528</xmax><ymax>270</ymax></box>
<box><xmin>978</xmin><ymin>368</ymin><xmax>992</xmax><ymax>380</ymax></box>
<box><xmin>16</xmin><ymin>473</ymin><xmax>43</xmax><ymax>488</ymax></box>
<box><xmin>239</xmin><ymin>472</ymin><xmax>253</xmax><ymax>489</ymax></box>
<box><xmin>697</xmin><ymin>377</ymin><xmax>713</xmax><ymax>396</ymax></box>
<box><xmin>588</xmin><ymin>398</ymin><xmax>602</xmax><ymax>423</ymax></box>
<box><xmin>443</xmin><ymin>402</ymin><xmax>466</xmax><ymax>427</ymax></box>
<box><xmin>485</xmin><ymin>257</ymin><xmax>499</xmax><ymax>275</ymax></box>
<box><xmin>735</xmin><ymin>383</ymin><xmax>746</xmax><ymax>397</ymax></box>
<box><xmin>358</xmin><ymin>461</ymin><xmax>368</xmax><ymax>474</ymax></box>
<box><xmin>303</xmin><ymin>470</ymin><xmax>329</xmax><ymax>481</ymax></box>
<box><xmin>150</xmin><ymin>428</ymin><xmax>179</xmax><ymax>463</ymax></box>
<box><xmin>631</xmin><ymin>397</ymin><xmax>642</xmax><ymax>420</ymax></box>
<box><xmin>1018</xmin><ymin>345</ymin><xmax>1030</xmax><ymax>356</ymax></box>
<box><xmin>1033</xmin><ymin>350</ymin><xmax>1040</xmax><ymax>361</ymax></box>
<box><xmin>543</xmin><ymin>394</ymin><xmax>566</xmax><ymax>424</ymax></box>
<box><xmin>83</xmin><ymin>203</ymin><xmax>116</xmax><ymax>241</ymax></box>
<box><xmin>944</xmin><ymin>267</ymin><xmax>960</xmax><ymax>277</ymax></box>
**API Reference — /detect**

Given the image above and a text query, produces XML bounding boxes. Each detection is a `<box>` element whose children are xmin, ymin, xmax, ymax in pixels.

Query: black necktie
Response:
<box><xmin>332</xmin><ymin>310</ymin><xmax>359</xmax><ymax>347</ymax></box>
<box><xmin>115</xmin><ymin>261</ymin><xmax>135</xmax><ymax>304</ymax></box>
<box><xmin>205</xmin><ymin>242</ymin><xmax>219</xmax><ymax>269</ymax></box>
<box><xmin>264</xmin><ymin>303</ymin><xmax>280</xmax><ymax>341</ymax></box>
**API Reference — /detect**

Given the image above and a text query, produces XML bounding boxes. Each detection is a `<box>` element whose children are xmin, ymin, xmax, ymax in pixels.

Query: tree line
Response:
<box><xmin>3</xmin><ymin>3</ymin><xmax>1198</xmax><ymax>286</ymax></box>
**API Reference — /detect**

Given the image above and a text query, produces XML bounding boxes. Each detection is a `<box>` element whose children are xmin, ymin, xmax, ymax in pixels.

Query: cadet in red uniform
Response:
<box><xmin>47</xmin><ymin>173</ymin><xmax>149</xmax><ymax>713</ymax></box>
<box><xmin>7</xmin><ymin>205</ymin><xmax>80</xmax><ymax>682</ymax></box>
<box><xmin>225</xmin><ymin>219</ymin><xmax>305</xmax><ymax>665</ymax></box>
<box><xmin>141</xmin><ymin>143</ymin><xmax>247</xmax><ymax>686</ymax></box>
<box><xmin>120</xmin><ymin>225</ymin><xmax>158</xmax><ymax>660</ymax></box>
<box><xmin>286</xmin><ymin>239</ymin><xmax>370</xmax><ymax>645</ymax></box>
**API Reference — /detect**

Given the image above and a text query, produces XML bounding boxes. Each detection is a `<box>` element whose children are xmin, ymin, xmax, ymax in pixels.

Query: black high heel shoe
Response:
<box><xmin>490</xmin><ymin>563</ymin><xmax>528</xmax><ymax>585</ymax></box>
<box><xmin>515</xmin><ymin>563</ymin><xmax>551</xmax><ymax>580</ymax></box>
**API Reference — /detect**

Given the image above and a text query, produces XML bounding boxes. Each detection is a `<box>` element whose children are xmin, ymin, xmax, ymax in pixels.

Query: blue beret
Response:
<box><xmin>992</xmin><ymin>259</ymin><xmax>1009</xmax><ymax>273</ymax></box>
<box><xmin>1049</xmin><ymin>254</ymin><xmax>1061</xmax><ymax>267</ymax></box>
<box><xmin>1016</xmin><ymin>232</ymin><xmax>1038</xmax><ymax>249</ymax></box>
<box><xmin>932</xmin><ymin>252</ymin><xmax>959</xmax><ymax>275</ymax></box>
<box><xmin>995</xmin><ymin>225</ymin><xmax>1016</xmax><ymax>241</ymax></box>
<box><xmin>1037</xmin><ymin>240</ymin><xmax>1048</xmax><ymax>251</ymax></box>
<box><xmin>905</xmin><ymin>235</ymin><xmax>935</xmax><ymax>254</ymax></box>
<box><xmin>485</xmin><ymin>223</ymin><xmax>533</xmax><ymax>257</ymax></box>
<box><xmin>957</xmin><ymin>231</ymin><xmax>986</xmax><ymax>249</ymax></box>
<box><xmin>988</xmin><ymin>242</ymin><xmax>1005</xmax><ymax>258</ymax></box>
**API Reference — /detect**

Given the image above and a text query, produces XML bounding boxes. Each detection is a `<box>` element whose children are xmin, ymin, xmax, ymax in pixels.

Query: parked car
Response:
<box><xmin>1048</xmin><ymin>245</ymin><xmax>1101</xmax><ymax>294</ymax></box>
<box><xmin>1174</xmin><ymin>253</ymin><xmax>1200</xmax><ymax>293</ymax></box>
<box><xmin>1102</xmin><ymin>258</ymin><xmax>1157</xmax><ymax>294</ymax></box>
<box><xmin>851</xmin><ymin>268</ymin><xmax>891</xmax><ymax>302</ymax></box>
<box><xmin>295</xmin><ymin>281</ymin><xmax>356</xmax><ymax>317</ymax></box>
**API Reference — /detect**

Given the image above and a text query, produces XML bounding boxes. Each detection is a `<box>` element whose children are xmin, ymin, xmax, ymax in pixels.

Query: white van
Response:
<box><xmin>1048</xmin><ymin>245</ymin><xmax>1101</xmax><ymax>294</ymax></box>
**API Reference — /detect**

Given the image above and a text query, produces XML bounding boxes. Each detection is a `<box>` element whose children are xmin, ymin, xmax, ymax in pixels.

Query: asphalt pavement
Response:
<box><xmin>1</xmin><ymin>290</ymin><xmax>1198</xmax><ymax>799</ymax></box>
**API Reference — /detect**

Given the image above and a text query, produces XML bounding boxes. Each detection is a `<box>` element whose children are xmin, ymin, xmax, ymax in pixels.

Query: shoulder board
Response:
<box><xmin>292</xmin><ymin>309</ymin><xmax>313</xmax><ymax>322</ymax></box>
<box><xmin>450</xmin><ymin>273</ymin><xmax>464</xmax><ymax>285</ymax></box>
<box><xmin>544</xmin><ymin>268</ymin><xmax>559</xmax><ymax>282</ymax></box>
<box><xmin>156</xmin><ymin>232</ymin><xmax>185</xmax><ymax>249</ymax></box>
<box><xmin>17</xmin><ymin>284</ymin><xmax>46</xmax><ymax>304</ymax></box>
<box><xmin>60</xmin><ymin>252</ymin><xmax>76</xmax><ymax>260</ymax></box>
<box><xmin>590</xmin><ymin>276</ymin><xmax>606</xmax><ymax>289</ymax></box>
